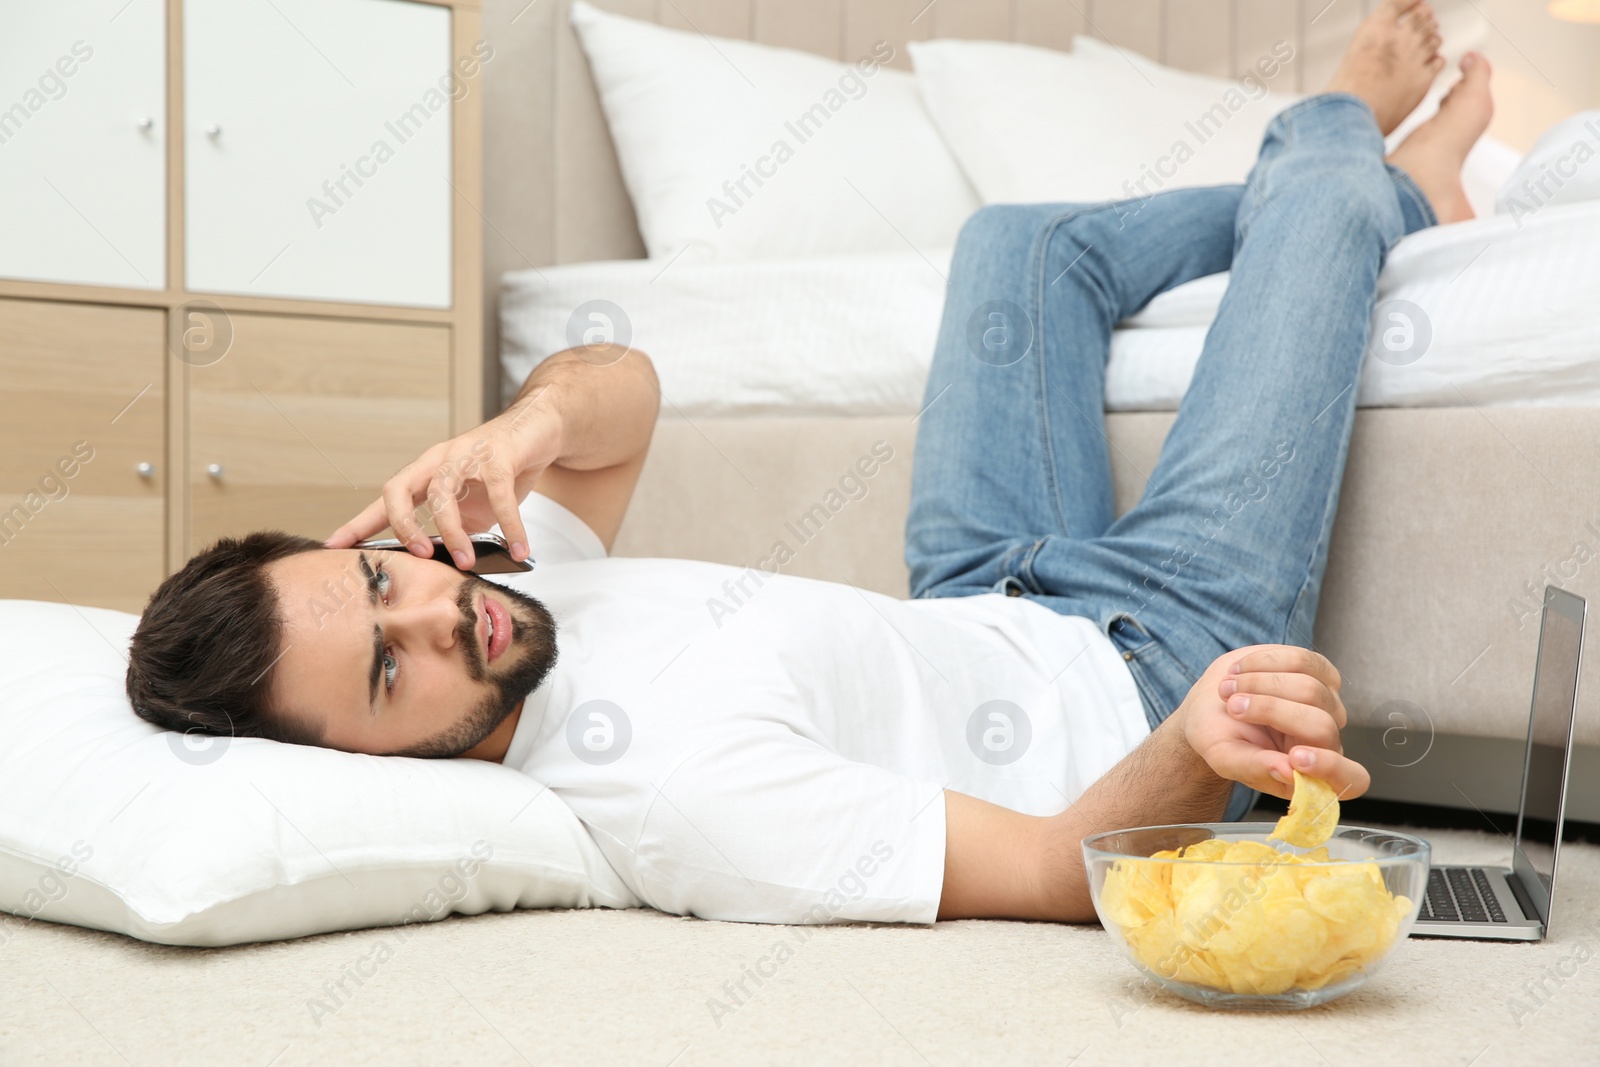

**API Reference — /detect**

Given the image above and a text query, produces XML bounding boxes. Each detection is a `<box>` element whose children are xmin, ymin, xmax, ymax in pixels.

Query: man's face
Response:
<box><xmin>265</xmin><ymin>548</ymin><xmax>556</xmax><ymax>757</ymax></box>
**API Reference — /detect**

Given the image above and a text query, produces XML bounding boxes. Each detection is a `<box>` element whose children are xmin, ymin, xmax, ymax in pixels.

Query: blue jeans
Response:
<box><xmin>905</xmin><ymin>95</ymin><xmax>1437</xmax><ymax>820</ymax></box>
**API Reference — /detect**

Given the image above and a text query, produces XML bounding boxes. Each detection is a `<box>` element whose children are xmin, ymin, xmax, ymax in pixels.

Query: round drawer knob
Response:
<box><xmin>136</xmin><ymin>116</ymin><xmax>153</xmax><ymax>131</ymax></box>
<box><xmin>206</xmin><ymin>463</ymin><xmax>225</xmax><ymax>480</ymax></box>
<box><xmin>136</xmin><ymin>462</ymin><xmax>155</xmax><ymax>478</ymax></box>
<box><xmin>205</xmin><ymin>123</ymin><xmax>222</xmax><ymax>138</ymax></box>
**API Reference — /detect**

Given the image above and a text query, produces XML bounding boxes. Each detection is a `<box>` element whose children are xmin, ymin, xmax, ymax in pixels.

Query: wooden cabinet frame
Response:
<box><xmin>0</xmin><ymin>0</ymin><xmax>484</xmax><ymax>575</ymax></box>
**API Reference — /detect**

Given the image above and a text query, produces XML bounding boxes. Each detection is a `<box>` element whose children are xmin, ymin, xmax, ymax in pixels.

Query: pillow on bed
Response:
<box><xmin>567</xmin><ymin>1</ymin><xmax>977</xmax><ymax>262</ymax></box>
<box><xmin>911</xmin><ymin>36</ymin><xmax>1520</xmax><ymax>218</ymax></box>
<box><xmin>501</xmin><ymin>247</ymin><xmax>951</xmax><ymax>414</ymax></box>
<box><xmin>1495</xmin><ymin>110</ymin><xmax>1600</xmax><ymax>219</ymax></box>
<box><xmin>0</xmin><ymin>601</ymin><xmax>638</xmax><ymax>947</ymax></box>
<box><xmin>910</xmin><ymin>36</ymin><xmax>1300</xmax><ymax>205</ymax></box>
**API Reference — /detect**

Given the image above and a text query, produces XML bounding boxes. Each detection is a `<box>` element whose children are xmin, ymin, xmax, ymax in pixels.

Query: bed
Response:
<box><xmin>482</xmin><ymin>0</ymin><xmax>1600</xmax><ymax>821</ymax></box>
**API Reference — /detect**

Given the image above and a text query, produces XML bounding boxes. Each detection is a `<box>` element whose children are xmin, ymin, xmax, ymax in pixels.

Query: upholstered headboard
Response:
<box><xmin>474</xmin><ymin>0</ymin><xmax>1481</xmax><ymax>407</ymax></box>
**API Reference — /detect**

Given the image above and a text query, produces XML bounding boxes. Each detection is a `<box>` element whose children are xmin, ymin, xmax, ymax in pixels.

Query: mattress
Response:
<box><xmin>500</xmin><ymin>199</ymin><xmax>1600</xmax><ymax>416</ymax></box>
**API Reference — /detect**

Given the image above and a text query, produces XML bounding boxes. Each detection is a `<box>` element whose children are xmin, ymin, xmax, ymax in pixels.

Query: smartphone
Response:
<box><xmin>354</xmin><ymin>532</ymin><xmax>533</xmax><ymax>574</ymax></box>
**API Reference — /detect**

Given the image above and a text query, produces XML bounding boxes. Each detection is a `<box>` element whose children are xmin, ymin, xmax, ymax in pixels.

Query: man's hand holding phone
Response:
<box><xmin>326</xmin><ymin>390</ymin><xmax>564</xmax><ymax>569</ymax></box>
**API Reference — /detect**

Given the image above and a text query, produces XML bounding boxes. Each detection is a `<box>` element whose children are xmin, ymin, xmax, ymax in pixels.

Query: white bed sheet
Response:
<box><xmin>501</xmin><ymin>249</ymin><xmax>950</xmax><ymax>417</ymax></box>
<box><xmin>500</xmin><ymin>200</ymin><xmax>1600</xmax><ymax>416</ymax></box>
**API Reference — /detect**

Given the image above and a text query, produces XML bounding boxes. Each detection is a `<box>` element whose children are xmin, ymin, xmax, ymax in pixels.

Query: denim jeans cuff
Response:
<box><xmin>1269</xmin><ymin>91</ymin><xmax>1379</xmax><ymax>137</ymax></box>
<box><xmin>1385</xmin><ymin>162</ymin><xmax>1440</xmax><ymax>234</ymax></box>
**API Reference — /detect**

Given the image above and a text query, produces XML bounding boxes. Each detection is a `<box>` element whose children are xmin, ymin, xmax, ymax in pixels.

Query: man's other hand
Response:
<box><xmin>1179</xmin><ymin>644</ymin><xmax>1371</xmax><ymax>803</ymax></box>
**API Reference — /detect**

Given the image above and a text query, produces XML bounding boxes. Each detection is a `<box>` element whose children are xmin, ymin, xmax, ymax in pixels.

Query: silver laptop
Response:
<box><xmin>1411</xmin><ymin>585</ymin><xmax>1585</xmax><ymax>941</ymax></box>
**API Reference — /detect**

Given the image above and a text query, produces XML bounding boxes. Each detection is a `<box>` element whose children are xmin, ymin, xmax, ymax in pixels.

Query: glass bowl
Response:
<box><xmin>1082</xmin><ymin>822</ymin><xmax>1429</xmax><ymax>1010</ymax></box>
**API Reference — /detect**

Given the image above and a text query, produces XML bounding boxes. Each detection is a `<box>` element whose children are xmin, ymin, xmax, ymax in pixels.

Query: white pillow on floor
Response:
<box><xmin>0</xmin><ymin>601</ymin><xmax>637</xmax><ymax>947</ymax></box>
<box><xmin>567</xmin><ymin>1</ymin><xmax>978</xmax><ymax>262</ymax></box>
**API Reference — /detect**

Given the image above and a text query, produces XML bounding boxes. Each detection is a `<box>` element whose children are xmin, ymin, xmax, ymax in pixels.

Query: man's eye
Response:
<box><xmin>376</xmin><ymin>567</ymin><xmax>392</xmax><ymax>603</ymax></box>
<box><xmin>382</xmin><ymin>651</ymin><xmax>398</xmax><ymax>691</ymax></box>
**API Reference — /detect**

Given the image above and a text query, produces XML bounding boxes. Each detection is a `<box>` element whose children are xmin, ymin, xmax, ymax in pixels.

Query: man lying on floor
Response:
<box><xmin>126</xmin><ymin>2</ymin><xmax>1491</xmax><ymax>926</ymax></box>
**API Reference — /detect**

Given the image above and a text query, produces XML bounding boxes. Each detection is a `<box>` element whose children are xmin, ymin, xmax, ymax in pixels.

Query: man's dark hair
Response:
<box><xmin>127</xmin><ymin>531</ymin><xmax>326</xmax><ymax>746</ymax></box>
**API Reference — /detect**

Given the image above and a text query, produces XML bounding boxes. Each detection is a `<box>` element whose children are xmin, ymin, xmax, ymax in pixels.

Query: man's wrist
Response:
<box><xmin>508</xmin><ymin>375</ymin><xmax>569</xmax><ymax>458</ymax></box>
<box><xmin>1162</xmin><ymin>702</ymin><xmax>1235</xmax><ymax>815</ymax></box>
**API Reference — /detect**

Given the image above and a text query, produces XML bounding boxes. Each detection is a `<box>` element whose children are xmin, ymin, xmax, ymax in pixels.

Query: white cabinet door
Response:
<box><xmin>0</xmin><ymin>0</ymin><xmax>166</xmax><ymax>289</ymax></box>
<box><xmin>184</xmin><ymin>0</ymin><xmax>452</xmax><ymax>308</ymax></box>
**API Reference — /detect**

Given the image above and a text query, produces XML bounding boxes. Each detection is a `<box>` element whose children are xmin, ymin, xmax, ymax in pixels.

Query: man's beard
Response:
<box><xmin>397</xmin><ymin>574</ymin><xmax>558</xmax><ymax>759</ymax></box>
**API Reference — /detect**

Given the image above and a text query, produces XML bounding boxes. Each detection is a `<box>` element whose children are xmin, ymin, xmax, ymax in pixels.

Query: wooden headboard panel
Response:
<box><xmin>475</xmin><ymin>0</ymin><xmax>1476</xmax><ymax>408</ymax></box>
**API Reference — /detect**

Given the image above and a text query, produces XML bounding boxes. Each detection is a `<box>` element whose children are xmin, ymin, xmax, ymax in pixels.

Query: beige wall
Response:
<box><xmin>1480</xmin><ymin>0</ymin><xmax>1600</xmax><ymax>150</ymax></box>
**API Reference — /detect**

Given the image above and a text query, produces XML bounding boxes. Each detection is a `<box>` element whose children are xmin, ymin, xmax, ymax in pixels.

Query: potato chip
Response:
<box><xmin>1125</xmin><ymin>912</ymin><xmax>1180</xmax><ymax>968</ymax></box>
<box><xmin>1298</xmin><ymin>954</ymin><xmax>1364</xmax><ymax>991</ymax></box>
<box><xmin>1173</xmin><ymin>944</ymin><xmax>1229</xmax><ymax>990</ymax></box>
<box><xmin>1270</xmin><ymin>770</ymin><xmax>1340</xmax><ymax>848</ymax></box>
<box><xmin>1246</xmin><ymin>898</ymin><xmax>1329</xmax><ymax>973</ymax></box>
<box><xmin>1101</xmin><ymin>858</ymin><xmax>1171</xmax><ymax>929</ymax></box>
<box><xmin>1172</xmin><ymin>868</ymin><xmax>1235</xmax><ymax>949</ymax></box>
<box><xmin>1214</xmin><ymin>953</ymin><xmax>1300</xmax><ymax>996</ymax></box>
<box><xmin>1302</xmin><ymin>866</ymin><xmax>1386</xmax><ymax>925</ymax></box>
<box><xmin>1178</xmin><ymin>839</ymin><xmax>1230</xmax><ymax>862</ymax></box>
<box><xmin>1220</xmin><ymin>840</ymin><xmax>1282</xmax><ymax>865</ymax></box>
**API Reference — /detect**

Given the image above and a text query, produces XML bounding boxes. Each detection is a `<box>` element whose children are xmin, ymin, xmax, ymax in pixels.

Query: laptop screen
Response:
<box><xmin>1511</xmin><ymin>586</ymin><xmax>1586</xmax><ymax>927</ymax></box>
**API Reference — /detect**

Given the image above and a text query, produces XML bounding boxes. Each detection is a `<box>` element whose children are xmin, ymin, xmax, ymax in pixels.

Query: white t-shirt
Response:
<box><xmin>491</xmin><ymin>494</ymin><xmax>1149</xmax><ymax>925</ymax></box>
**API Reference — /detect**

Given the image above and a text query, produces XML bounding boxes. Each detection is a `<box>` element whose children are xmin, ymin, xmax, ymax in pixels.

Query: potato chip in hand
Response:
<box><xmin>1270</xmin><ymin>770</ymin><xmax>1340</xmax><ymax>848</ymax></box>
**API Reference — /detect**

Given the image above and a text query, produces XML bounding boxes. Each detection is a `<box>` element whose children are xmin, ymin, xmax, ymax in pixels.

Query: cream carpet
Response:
<box><xmin>2</xmin><ymin>825</ymin><xmax>1596</xmax><ymax>1066</ymax></box>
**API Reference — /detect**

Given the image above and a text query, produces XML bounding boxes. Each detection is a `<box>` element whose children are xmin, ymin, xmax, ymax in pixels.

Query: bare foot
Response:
<box><xmin>1386</xmin><ymin>53</ymin><xmax>1494</xmax><ymax>223</ymax></box>
<box><xmin>1325</xmin><ymin>0</ymin><xmax>1446</xmax><ymax>135</ymax></box>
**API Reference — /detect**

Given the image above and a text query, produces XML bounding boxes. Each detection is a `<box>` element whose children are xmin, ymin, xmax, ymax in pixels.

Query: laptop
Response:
<box><xmin>1411</xmin><ymin>585</ymin><xmax>1586</xmax><ymax>941</ymax></box>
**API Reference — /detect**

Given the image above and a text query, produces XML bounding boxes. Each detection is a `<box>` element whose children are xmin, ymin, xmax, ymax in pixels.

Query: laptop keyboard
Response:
<box><xmin>1418</xmin><ymin>867</ymin><xmax>1508</xmax><ymax>923</ymax></box>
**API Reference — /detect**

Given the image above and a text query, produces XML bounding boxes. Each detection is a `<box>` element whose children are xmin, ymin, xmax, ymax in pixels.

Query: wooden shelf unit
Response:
<box><xmin>0</xmin><ymin>0</ymin><xmax>483</xmax><ymax>614</ymax></box>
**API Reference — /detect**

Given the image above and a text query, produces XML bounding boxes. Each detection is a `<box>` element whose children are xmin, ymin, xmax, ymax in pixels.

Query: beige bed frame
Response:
<box><xmin>478</xmin><ymin>0</ymin><xmax>1600</xmax><ymax>820</ymax></box>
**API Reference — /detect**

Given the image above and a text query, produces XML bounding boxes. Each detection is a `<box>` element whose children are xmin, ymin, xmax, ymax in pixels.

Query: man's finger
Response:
<box><xmin>1228</xmin><ymin>645</ymin><xmax>1340</xmax><ymax>694</ymax></box>
<box><xmin>1226</xmin><ymin>645</ymin><xmax>1321</xmax><ymax>678</ymax></box>
<box><xmin>429</xmin><ymin>475</ymin><xmax>476</xmax><ymax>569</ymax></box>
<box><xmin>484</xmin><ymin>471</ymin><xmax>529</xmax><ymax>561</ymax></box>
<box><xmin>1226</xmin><ymin>670</ymin><xmax>1347</xmax><ymax>729</ymax></box>
<box><xmin>1209</xmin><ymin>740</ymin><xmax>1295</xmax><ymax>800</ymax></box>
<box><xmin>1288</xmin><ymin>746</ymin><xmax>1370</xmax><ymax>802</ymax></box>
<box><xmin>1224</xmin><ymin>694</ymin><xmax>1343</xmax><ymax>752</ymax></box>
<box><xmin>1225</xmin><ymin>670</ymin><xmax>1333</xmax><ymax>712</ymax></box>
<box><xmin>326</xmin><ymin>497</ymin><xmax>390</xmax><ymax>548</ymax></box>
<box><xmin>382</xmin><ymin>472</ymin><xmax>433</xmax><ymax>555</ymax></box>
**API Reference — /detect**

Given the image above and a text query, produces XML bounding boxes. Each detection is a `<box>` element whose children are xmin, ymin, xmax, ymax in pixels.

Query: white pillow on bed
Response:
<box><xmin>910</xmin><ymin>36</ymin><xmax>1300</xmax><ymax>204</ymax></box>
<box><xmin>0</xmin><ymin>601</ymin><xmax>638</xmax><ymax>947</ymax></box>
<box><xmin>501</xmin><ymin>247</ymin><xmax>952</xmax><ymax>414</ymax></box>
<box><xmin>567</xmin><ymin>1</ymin><xmax>977</xmax><ymax>262</ymax></box>
<box><xmin>911</xmin><ymin>36</ymin><xmax>1521</xmax><ymax>219</ymax></box>
<box><xmin>1495</xmin><ymin>110</ymin><xmax>1600</xmax><ymax>219</ymax></box>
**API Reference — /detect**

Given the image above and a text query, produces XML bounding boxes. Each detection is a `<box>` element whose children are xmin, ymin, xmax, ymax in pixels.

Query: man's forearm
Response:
<box><xmin>1075</xmin><ymin>707</ymin><xmax>1234</xmax><ymax>837</ymax></box>
<box><xmin>1036</xmin><ymin>708</ymin><xmax>1234</xmax><ymax>919</ymax></box>
<box><xmin>940</xmin><ymin>707</ymin><xmax>1233</xmax><ymax>922</ymax></box>
<box><xmin>513</xmin><ymin>345</ymin><xmax>659</xmax><ymax>471</ymax></box>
